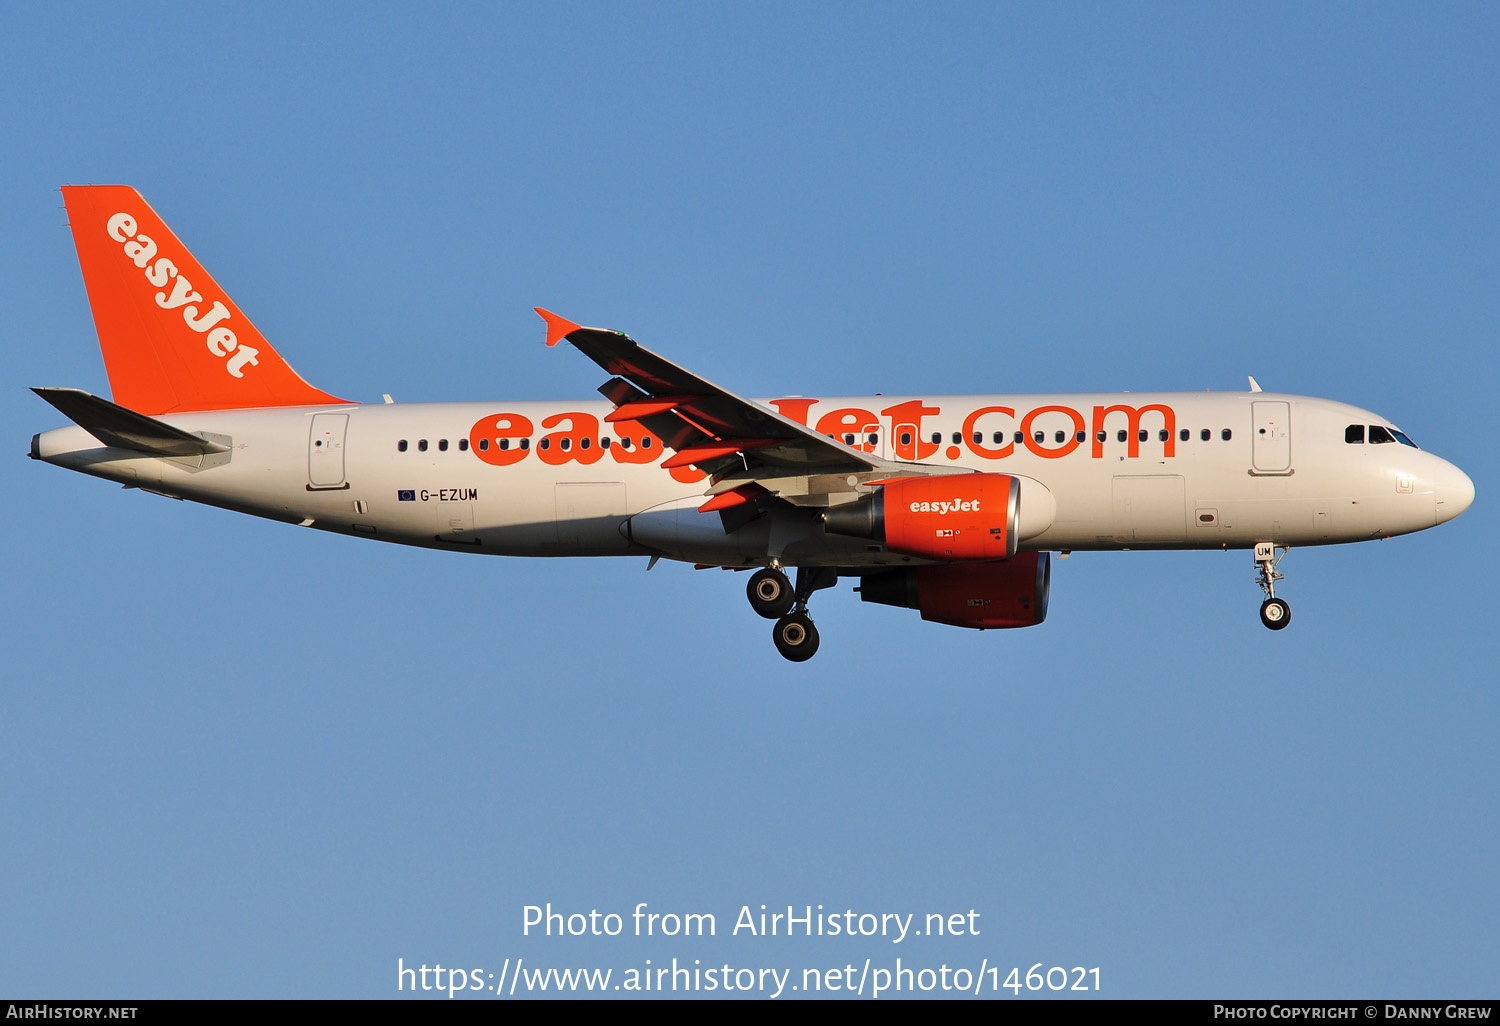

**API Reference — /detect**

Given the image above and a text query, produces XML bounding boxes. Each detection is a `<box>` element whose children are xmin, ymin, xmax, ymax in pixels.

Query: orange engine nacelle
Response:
<box><xmin>856</xmin><ymin>553</ymin><xmax>1051</xmax><ymax>629</ymax></box>
<box><xmin>822</xmin><ymin>474</ymin><xmax>1019</xmax><ymax>560</ymax></box>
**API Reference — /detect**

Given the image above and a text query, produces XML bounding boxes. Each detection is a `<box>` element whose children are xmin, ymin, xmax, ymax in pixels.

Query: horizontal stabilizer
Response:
<box><xmin>31</xmin><ymin>387</ymin><xmax>229</xmax><ymax>456</ymax></box>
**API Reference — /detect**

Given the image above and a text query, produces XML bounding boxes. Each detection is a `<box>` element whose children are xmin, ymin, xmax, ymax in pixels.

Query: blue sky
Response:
<box><xmin>3</xmin><ymin>2</ymin><xmax>1496</xmax><ymax>999</ymax></box>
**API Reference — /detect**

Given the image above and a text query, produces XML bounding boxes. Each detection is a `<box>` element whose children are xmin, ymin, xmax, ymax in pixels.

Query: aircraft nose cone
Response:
<box><xmin>1434</xmin><ymin>460</ymin><xmax>1475</xmax><ymax>524</ymax></box>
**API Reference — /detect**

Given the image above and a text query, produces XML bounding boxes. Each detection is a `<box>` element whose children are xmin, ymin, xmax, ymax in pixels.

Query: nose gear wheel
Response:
<box><xmin>1260</xmin><ymin>597</ymin><xmax>1291</xmax><ymax>629</ymax></box>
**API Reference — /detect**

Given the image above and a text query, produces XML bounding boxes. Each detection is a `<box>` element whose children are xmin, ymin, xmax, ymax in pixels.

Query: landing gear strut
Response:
<box><xmin>1254</xmin><ymin>542</ymin><xmax>1291</xmax><ymax>630</ymax></box>
<box><xmin>770</xmin><ymin>566</ymin><xmax>838</xmax><ymax>662</ymax></box>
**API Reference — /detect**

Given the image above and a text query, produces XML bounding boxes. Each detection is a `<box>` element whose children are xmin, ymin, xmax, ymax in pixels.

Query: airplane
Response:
<box><xmin>30</xmin><ymin>186</ymin><xmax>1476</xmax><ymax>661</ymax></box>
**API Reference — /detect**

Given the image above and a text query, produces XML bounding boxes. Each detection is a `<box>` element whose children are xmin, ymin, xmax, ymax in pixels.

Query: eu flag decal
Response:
<box><xmin>397</xmin><ymin>489</ymin><xmax>416</xmax><ymax>501</ymax></box>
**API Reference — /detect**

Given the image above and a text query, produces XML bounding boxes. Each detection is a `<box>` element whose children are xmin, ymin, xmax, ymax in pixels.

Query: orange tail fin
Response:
<box><xmin>61</xmin><ymin>186</ymin><xmax>352</xmax><ymax>415</ymax></box>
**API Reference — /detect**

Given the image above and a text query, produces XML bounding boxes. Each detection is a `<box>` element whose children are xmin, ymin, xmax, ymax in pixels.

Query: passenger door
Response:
<box><xmin>307</xmin><ymin>413</ymin><xmax>348</xmax><ymax>490</ymax></box>
<box><xmin>1251</xmin><ymin>401</ymin><xmax>1291</xmax><ymax>474</ymax></box>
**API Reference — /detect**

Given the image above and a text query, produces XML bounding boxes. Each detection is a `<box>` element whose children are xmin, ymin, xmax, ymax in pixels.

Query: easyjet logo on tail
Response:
<box><xmin>105</xmin><ymin>213</ymin><xmax>260</xmax><ymax>379</ymax></box>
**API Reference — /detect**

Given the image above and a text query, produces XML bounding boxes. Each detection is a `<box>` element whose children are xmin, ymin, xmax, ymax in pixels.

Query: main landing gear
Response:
<box><xmin>1255</xmin><ymin>542</ymin><xmax>1291</xmax><ymax>631</ymax></box>
<box><xmin>749</xmin><ymin>565</ymin><xmax>837</xmax><ymax>662</ymax></box>
<box><xmin>747</xmin><ymin>567</ymin><xmax>795</xmax><ymax>619</ymax></box>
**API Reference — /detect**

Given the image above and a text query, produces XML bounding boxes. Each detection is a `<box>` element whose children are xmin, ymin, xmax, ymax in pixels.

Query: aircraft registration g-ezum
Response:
<box><xmin>32</xmin><ymin>187</ymin><xmax>1475</xmax><ymax>660</ymax></box>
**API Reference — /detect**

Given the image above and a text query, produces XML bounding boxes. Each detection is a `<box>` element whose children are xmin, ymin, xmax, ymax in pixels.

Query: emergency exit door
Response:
<box><xmin>1251</xmin><ymin>402</ymin><xmax>1291</xmax><ymax>473</ymax></box>
<box><xmin>308</xmin><ymin>413</ymin><xmax>349</xmax><ymax>489</ymax></box>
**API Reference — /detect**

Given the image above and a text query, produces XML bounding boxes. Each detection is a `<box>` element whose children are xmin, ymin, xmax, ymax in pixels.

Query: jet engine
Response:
<box><xmin>856</xmin><ymin>553</ymin><xmax>1051</xmax><ymax>629</ymax></box>
<box><xmin>822</xmin><ymin>474</ymin><xmax>1019</xmax><ymax>560</ymax></box>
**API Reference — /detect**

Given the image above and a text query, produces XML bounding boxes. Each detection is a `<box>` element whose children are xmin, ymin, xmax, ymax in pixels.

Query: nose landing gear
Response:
<box><xmin>761</xmin><ymin>566</ymin><xmax>838</xmax><ymax>661</ymax></box>
<box><xmin>1255</xmin><ymin>542</ymin><xmax>1291</xmax><ymax>630</ymax></box>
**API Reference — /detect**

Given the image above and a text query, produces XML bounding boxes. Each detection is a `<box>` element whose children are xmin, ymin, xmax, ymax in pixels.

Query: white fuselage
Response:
<box><xmin>32</xmin><ymin>391</ymin><xmax>1474</xmax><ymax>568</ymax></box>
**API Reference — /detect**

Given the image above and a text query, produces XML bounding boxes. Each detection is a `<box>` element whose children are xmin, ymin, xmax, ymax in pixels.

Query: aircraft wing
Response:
<box><xmin>538</xmin><ymin>309</ymin><xmax>948</xmax><ymax>510</ymax></box>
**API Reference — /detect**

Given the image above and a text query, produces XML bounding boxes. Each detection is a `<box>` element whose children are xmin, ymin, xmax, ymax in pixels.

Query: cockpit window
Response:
<box><xmin>1368</xmin><ymin>425</ymin><xmax>1395</xmax><ymax>444</ymax></box>
<box><xmin>1345</xmin><ymin>424</ymin><xmax>1365</xmax><ymax>444</ymax></box>
<box><xmin>1391</xmin><ymin>429</ymin><xmax>1418</xmax><ymax>448</ymax></box>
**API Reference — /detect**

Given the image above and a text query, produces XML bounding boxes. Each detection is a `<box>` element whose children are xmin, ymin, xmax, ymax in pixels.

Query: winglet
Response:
<box><xmin>535</xmin><ymin>307</ymin><xmax>582</xmax><ymax>347</ymax></box>
<box><xmin>1248</xmin><ymin>376</ymin><xmax>1263</xmax><ymax>393</ymax></box>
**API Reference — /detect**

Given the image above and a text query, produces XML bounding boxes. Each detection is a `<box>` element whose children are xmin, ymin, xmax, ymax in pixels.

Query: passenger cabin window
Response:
<box><xmin>992</xmin><ymin>432</ymin><xmax>1003</xmax><ymax>444</ymax></box>
<box><xmin>458</xmin><ymin>438</ymin><xmax>469</xmax><ymax>451</ymax></box>
<box><xmin>844</xmin><ymin>434</ymin><xmax>855</xmax><ymax>445</ymax></box>
<box><xmin>901</xmin><ymin>432</ymin><xmax>912</xmax><ymax>446</ymax></box>
<box><xmin>559</xmin><ymin>438</ymin><xmax>570</xmax><ymax>451</ymax></box>
<box><xmin>621</xmin><ymin>437</ymin><xmax>632</xmax><ymax>448</ymax></box>
<box><xmin>1200</xmin><ymin>428</ymin><xmax>1211</xmax><ymax>441</ymax></box>
<box><xmin>397</xmin><ymin>439</ymin><xmax>408</xmax><ymax>452</ymax></box>
<box><xmin>641</xmin><ymin>437</ymin><xmax>652</xmax><ymax>449</ymax></box>
<box><xmin>1221</xmin><ymin>428</ymin><xmax>1232</xmax><ymax>441</ymax></box>
<box><xmin>520</xmin><ymin>438</ymin><xmax>530</xmax><ymax>450</ymax></box>
<box><xmin>1117</xmin><ymin>430</ymin><xmax>1127</xmax><ymax>442</ymax></box>
<box><xmin>1056</xmin><ymin>430</ymin><xmax>1067</xmax><ymax>444</ymax></box>
<box><xmin>1014</xmin><ymin>431</ymin><xmax>1025</xmax><ymax>444</ymax></box>
<box><xmin>601</xmin><ymin>437</ymin><xmax>612</xmax><ymax>449</ymax></box>
<box><xmin>1179</xmin><ymin>428</ymin><xmax>1189</xmax><ymax>442</ymax></box>
<box><xmin>498</xmin><ymin>438</ymin><xmax>509</xmax><ymax>450</ymax></box>
<box><xmin>1346</xmin><ymin>424</ymin><xmax>1365</xmax><ymax>444</ymax></box>
<box><xmin>479</xmin><ymin>438</ymin><xmax>490</xmax><ymax>451</ymax></box>
<box><xmin>1096</xmin><ymin>430</ymin><xmax>1106</xmax><ymax>443</ymax></box>
<box><xmin>1138</xmin><ymin>430</ymin><xmax>1148</xmax><ymax>442</ymax></box>
<box><xmin>580</xmin><ymin>437</ymin><xmax>590</xmax><ymax>450</ymax></box>
<box><xmin>1034</xmin><ymin>431</ymin><xmax>1045</xmax><ymax>443</ymax></box>
<box><xmin>1368</xmin><ymin>425</ymin><xmax>1395</xmax><ymax>444</ymax></box>
<box><xmin>972</xmin><ymin>432</ymin><xmax>982</xmax><ymax>445</ymax></box>
<box><xmin>931</xmin><ymin>432</ymin><xmax>941</xmax><ymax>444</ymax></box>
<box><xmin>951</xmin><ymin>432</ymin><xmax>961</xmax><ymax>445</ymax></box>
<box><xmin>867</xmin><ymin>433</ymin><xmax>878</xmax><ymax>446</ymax></box>
<box><xmin>1158</xmin><ymin>429</ymin><xmax>1169</xmax><ymax>442</ymax></box>
<box><xmin>418</xmin><ymin>439</ymin><xmax>428</xmax><ymax>452</ymax></box>
<box><xmin>540</xmin><ymin>438</ymin><xmax>551</xmax><ymax>450</ymax></box>
<box><xmin>438</xmin><ymin>439</ymin><xmax>449</xmax><ymax>451</ymax></box>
